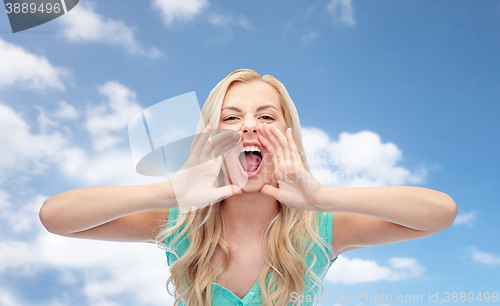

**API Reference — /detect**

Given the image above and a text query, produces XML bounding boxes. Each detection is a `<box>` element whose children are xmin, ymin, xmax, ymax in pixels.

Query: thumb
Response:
<box><xmin>259</xmin><ymin>184</ymin><xmax>280</xmax><ymax>200</ymax></box>
<box><xmin>213</xmin><ymin>155</ymin><xmax>224</xmax><ymax>171</ymax></box>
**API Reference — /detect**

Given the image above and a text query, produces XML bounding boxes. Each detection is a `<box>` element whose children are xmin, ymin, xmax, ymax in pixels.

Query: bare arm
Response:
<box><xmin>39</xmin><ymin>129</ymin><xmax>243</xmax><ymax>243</ymax></box>
<box><xmin>256</xmin><ymin>125</ymin><xmax>457</xmax><ymax>256</ymax></box>
<box><xmin>319</xmin><ymin>186</ymin><xmax>458</xmax><ymax>256</ymax></box>
<box><xmin>39</xmin><ymin>181</ymin><xmax>176</xmax><ymax>243</ymax></box>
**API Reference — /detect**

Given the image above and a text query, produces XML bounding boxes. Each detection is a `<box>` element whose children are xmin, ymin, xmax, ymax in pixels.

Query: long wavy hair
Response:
<box><xmin>156</xmin><ymin>69</ymin><xmax>331</xmax><ymax>306</ymax></box>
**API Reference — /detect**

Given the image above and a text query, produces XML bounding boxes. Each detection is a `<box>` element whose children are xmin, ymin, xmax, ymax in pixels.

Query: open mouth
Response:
<box><xmin>238</xmin><ymin>145</ymin><xmax>263</xmax><ymax>178</ymax></box>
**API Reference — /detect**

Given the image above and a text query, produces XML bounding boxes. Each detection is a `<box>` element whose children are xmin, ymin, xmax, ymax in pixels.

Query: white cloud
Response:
<box><xmin>59</xmin><ymin>2</ymin><xmax>161</xmax><ymax>58</ymax></box>
<box><xmin>453</xmin><ymin>211</ymin><xmax>476</xmax><ymax>227</ymax></box>
<box><xmin>0</xmin><ymin>103</ymin><xmax>68</xmax><ymax>182</ymax></box>
<box><xmin>0</xmin><ymin>186</ymin><xmax>173</xmax><ymax>305</ymax></box>
<box><xmin>208</xmin><ymin>12</ymin><xmax>249</xmax><ymax>29</ymax></box>
<box><xmin>0</xmin><ymin>87</ymin><xmax>169</xmax><ymax>305</ymax></box>
<box><xmin>55</xmin><ymin>80</ymin><xmax>166</xmax><ymax>185</ymax></box>
<box><xmin>0</xmin><ymin>288</ymin><xmax>22</xmax><ymax>306</ymax></box>
<box><xmin>0</xmin><ymin>192</ymin><xmax>47</xmax><ymax>233</ymax></box>
<box><xmin>152</xmin><ymin>0</ymin><xmax>208</xmax><ymax>25</ymax></box>
<box><xmin>86</xmin><ymin>81</ymin><xmax>143</xmax><ymax>151</ymax></box>
<box><xmin>301</xmin><ymin>30</ymin><xmax>319</xmax><ymax>44</ymax></box>
<box><xmin>0</xmin><ymin>189</ymin><xmax>9</xmax><ymax>208</ymax></box>
<box><xmin>0</xmin><ymin>86</ymin><xmax>160</xmax><ymax>185</ymax></box>
<box><xmin>60</xmin><ymin>147</ymin><xmax>165</xmax><ymax>186</ymax></box>
<box><xmin>327</xmin><ymin>0</ymin><xmax>356</xmax><ymax>26</ymax></box>
<box><xmin>325</xmin><ymin>255</ymin><xmax>424</xmax><ymax>284</ymax></box>
<box><xmin>54</xmin><ymin>101</ymin><xmax>79</xmax><ymax>120</ymax></box>
<box><xmin>0</xmin><ymin>233</ymin><xmax>174</xmax><ymax>305</ymax></box>
<box><xmin>206</xmin><ymin>11</ymin><xmax>251</xmax><ymax>42</ymax></box>
<box><xmin>470</xmin><ymin>248</ymin><xmax>500</xmax><ymax>266</ymax></box>
<box><xmin>302</xmin><ymin>127</ymin><xmax>427</xmax><ymax>187</ymax></box>
<box><xmin>0</xmin><ymin>239</ymin><xmax>39</xmax><ymax>275</ymax></box>
<box><xmin>0</xmin><ymin>38</ymin><xmax>68</xmax><ymax>90</ymax></box>
<box><xmin>36</xmin><ymin>106</ymin><xmax>59</xmax><ymax>132</ymax></box>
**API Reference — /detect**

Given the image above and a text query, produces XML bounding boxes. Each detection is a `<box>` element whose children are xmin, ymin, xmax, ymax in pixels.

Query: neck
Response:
<box><xmin>220</xmin><ymin>191</ymin><xmax>279</xmax><ymax>236</ymax></box>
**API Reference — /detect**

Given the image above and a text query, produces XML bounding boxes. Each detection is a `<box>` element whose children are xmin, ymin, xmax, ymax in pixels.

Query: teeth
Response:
<box><xmin>240</xmin><ymin>146</ymin><xmax>261</xmax><ymax>153</ymax></box>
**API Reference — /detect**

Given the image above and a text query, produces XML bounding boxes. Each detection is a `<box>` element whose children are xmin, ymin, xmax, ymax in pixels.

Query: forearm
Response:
<box><xmin>40</xmin><ymin>181</ymin><xmax>177</xmax><ymax>235</ymax></box>
<box><xmin>319</xmin><ymin>185</ymin><xmax>457</xmax><ymax>232</ymax></box>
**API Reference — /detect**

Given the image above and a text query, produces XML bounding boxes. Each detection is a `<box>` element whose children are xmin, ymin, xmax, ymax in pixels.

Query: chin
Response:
<box><xmin>241</xmin><ymin>184</ymin><xmax>263</xmax><ymax>193</ymax></box>
<box><xmin>240</xmin><ymin>176</ymin><xmax>267</xmax><ymax>193</ymax></box>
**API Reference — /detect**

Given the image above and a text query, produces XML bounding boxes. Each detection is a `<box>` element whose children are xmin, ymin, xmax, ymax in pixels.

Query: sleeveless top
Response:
<box><xmin>164</xmin><ymin>207</ymin><xmax>338</xmax><ymax>305</ymax></box>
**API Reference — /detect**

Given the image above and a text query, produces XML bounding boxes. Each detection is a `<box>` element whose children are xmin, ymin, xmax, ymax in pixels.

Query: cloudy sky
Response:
<box><xmin>0</xmin><ymin>0</ymin><xmax>499</xmax><ymax>305</ymax></box>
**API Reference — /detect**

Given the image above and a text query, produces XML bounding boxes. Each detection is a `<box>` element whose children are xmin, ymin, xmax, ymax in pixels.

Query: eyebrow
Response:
<box><xmin>221</xmin><ymin>104</ymin><xmax>279</xmax><ymax>112</ymax></box>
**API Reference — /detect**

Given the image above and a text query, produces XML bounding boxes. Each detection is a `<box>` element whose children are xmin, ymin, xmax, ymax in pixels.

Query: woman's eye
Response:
<box><xmin>224</xmin><ymin>116</ymin><xmax>238</xmax><ymax>121</ymax></box>
<box><xmin>260</xmin><ymin>115</ymin><xmax>274</xmax><ymax>121</ymax></box>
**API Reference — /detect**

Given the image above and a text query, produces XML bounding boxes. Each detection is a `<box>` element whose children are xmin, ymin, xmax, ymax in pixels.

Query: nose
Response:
<box><xmin>241</xmin><ymin>117</ymin><xmax>258</xmax><ymax>134</ymax></box>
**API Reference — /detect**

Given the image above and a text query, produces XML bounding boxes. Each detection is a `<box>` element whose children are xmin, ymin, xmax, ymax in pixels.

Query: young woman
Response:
<box><xmin>40</xmin><ymin>69</ymin><xmax>457</xmax><ymax>306</ymax></box>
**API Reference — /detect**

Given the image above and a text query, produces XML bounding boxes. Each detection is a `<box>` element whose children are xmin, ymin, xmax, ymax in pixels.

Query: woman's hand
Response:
<box><xmin>258</xmin><ymin>123</ymin><xmax>326</xmax><ymax>211</ymax></box>
<box><xmin>171</xmin><ymin>126</ymin><xmax>242</xmax><ymax>211</ymax></box>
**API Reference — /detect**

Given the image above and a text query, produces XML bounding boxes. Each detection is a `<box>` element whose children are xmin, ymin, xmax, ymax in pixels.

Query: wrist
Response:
<box><xmin>316</xmin><ymin>185</ymin><xmax>341</xmax><ymax>213</ymax></box>
<box><xmin>153</xmin><ymin>181</ymin><xmax>177</xmax><ymax>209</ymax></box>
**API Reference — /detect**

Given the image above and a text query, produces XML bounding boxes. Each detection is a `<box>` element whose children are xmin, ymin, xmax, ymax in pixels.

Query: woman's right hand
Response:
<box><xmin>39</xmin><ymin>126</ymin><xmax>242</xmax><ymax>242</ymax></box>
<box><xmin>170</xmin><ymin>125</ymin><xmax>242</xmax><ymax>211</ymax></box>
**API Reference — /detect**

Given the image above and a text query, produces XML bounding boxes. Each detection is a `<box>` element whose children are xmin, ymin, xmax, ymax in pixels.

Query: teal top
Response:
<box><xmin>165</xmin><ymin>207</ymin><xmax>337</xmax><ymax>305</ymax></box>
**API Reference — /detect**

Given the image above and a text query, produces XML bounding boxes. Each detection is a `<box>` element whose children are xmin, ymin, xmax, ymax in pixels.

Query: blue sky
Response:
<box><xmin>0</xmin><ymin>0</ymin><xmax>499</xmax><ymax>305</ymax></box>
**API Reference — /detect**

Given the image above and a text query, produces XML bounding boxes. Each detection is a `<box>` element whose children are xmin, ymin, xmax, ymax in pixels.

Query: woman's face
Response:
<box><xmin>218</xmin><ymin>81</ymin><xmax>288</xmax><ymax>193</ymax></box>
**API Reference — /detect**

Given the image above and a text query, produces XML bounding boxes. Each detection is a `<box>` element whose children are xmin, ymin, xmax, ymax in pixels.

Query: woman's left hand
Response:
<box><xmin>258</xmin><ymin>123</ymin><xmax>326</xmax><ymax>211</ymax></box>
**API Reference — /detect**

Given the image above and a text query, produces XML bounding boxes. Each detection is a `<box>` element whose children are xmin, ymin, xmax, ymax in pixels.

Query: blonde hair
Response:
<box><xmin>156</xmin><ymin>69</ymin><xmax>331</xmax><ymax>305</ymax></box>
